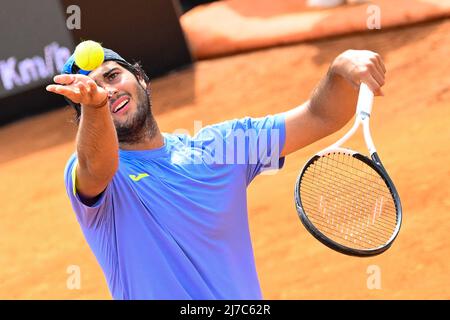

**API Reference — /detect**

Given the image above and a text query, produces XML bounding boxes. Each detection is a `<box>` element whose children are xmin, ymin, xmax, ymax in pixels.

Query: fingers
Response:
<box><xmin>45</xmin><ymin>84</ymin><xmax>59</xmax><ymax>93</ymax></box>
<box><xmin>53</xmin><ymin>73</ymin><xmax>92</xmax><ymax>84</ymax></box>
<box><xmin>53</xmin><ymin>74</ymin><xmax>75</xmax><ymax>85</ymax></box>
<box><xmin>370</xmin><ymin>66</ymin><xmax>385</xmax><ymax>96</ymax></box>
<box><xmin>87</xmin><ymin>80</ymin><xmax>97</xmax><ymax>91</ymax></box>
<box><xmin>374</xmin><ymin>53</ymin><xmax>386</xmax><ymax>74</ymax></box>
<box><xmin>77</xmin><ymin>82</ymin><xmax>89</xmax><ymax>97</ymax></box>
<box><xmin>357</xmin><ymin>52</ymin><xmax>385</xmax><ymax>96</ymax></box>
<box><xmin>47</xmin><ymin>75</ymin><xmax>109</xmax><ymax>108</ymax></box>
<box><xmin>46</xmin><ymin>84</ymin><xmax>82</xmax><ymax>102</ymax></box>
<box><xmin>362</xmin><ymin>74</ymin><xmax>384</xmax><ymax>96</ymax></box>
<box><xmin>47</xmin><ymin>75</ymin><xmax>97</xmax><ymax>100</ymax></box>
<box><xmin>370</xmin><ymin>53</ymin><xmax>386</xmax><ymax>96</ymax></box>
<box><xmin>368</xmin><ymin>64</ymin><xmax>385</xmax><ymax>90</ymax></box>
<box><xmin>334</xmin><ymin>50</ymin><xmax>387</xmax><ymax>97</ymax></box>
<box><xmin>370</xmin><ymin>56</ymin><xmax>385</xmax><ymax>83</ymax></box>
<box><xmin>46</xmin><ymin>84</ymin><xmax>74</xmax><ymax>95</ymax></box>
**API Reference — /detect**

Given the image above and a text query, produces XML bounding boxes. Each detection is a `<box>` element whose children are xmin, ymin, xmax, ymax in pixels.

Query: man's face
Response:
<box><xmin>88</xmin><ymin>61</ymin><xmax>154</xmax><ymax>144</ymax></box>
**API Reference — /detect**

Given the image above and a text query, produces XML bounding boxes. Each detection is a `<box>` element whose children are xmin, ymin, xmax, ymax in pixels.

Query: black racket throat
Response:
<box><xmin>295</xmin><ymin>151</ymin><xmax>402</xmax><ymax>257</ymax></box>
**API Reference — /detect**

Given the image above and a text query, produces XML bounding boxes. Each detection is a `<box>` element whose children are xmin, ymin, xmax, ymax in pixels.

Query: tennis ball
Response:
<box><xmin>74</xmin><ymin>40</ymin><xmax>105</xmax><ymax>71</ymax></box>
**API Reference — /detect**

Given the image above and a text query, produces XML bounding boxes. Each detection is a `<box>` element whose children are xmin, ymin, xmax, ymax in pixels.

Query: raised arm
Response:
<box><xmin>280</xmin><ymin>50</ymin><xmax>386</xmax><ymax>157</ymax></box>
<box><xmin>47</xmin><ymin>74</ymin><xmax>118</xmax><ymax>201</ymax></box>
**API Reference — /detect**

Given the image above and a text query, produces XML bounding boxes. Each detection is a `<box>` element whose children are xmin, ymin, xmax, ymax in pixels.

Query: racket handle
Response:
<box><xmin>356</xmin><ymin>83</ymin><xmax>374</xmax><ymax>116</ymax></box>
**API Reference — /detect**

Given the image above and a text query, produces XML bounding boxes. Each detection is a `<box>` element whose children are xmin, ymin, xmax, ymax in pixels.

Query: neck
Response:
<box><xmin>119</xmin><ymin>129</ymin><xmax>164</xmax><ymax>151</ymax></box>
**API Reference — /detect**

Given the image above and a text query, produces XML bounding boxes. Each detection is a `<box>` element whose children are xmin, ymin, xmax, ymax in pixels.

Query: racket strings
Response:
<box><xmin>313</xmin><ymin>154</ymin><xmax>397</xmax><ymax>244</ymax></box>
<box><xmin>309</xmin><ymin>153</ymin><xmax>397</xmax><ymax>246</ymax></box>
<box><xmin>299</xmin><ymin>152</ymin><xmax>397</xmax><ymax>250</ymax></box>
<box><xmin>319</xmin><ymin>155</ymin><xmax>395</xmax><ymax>202</ymax></box>
<box><xmin>300</xmin><ymin>185</ymin><xmax>396</xmax><ymax>229</ymax></box>
<box><xmin>310</xmin><ymin>161</ymin><xmax>398</xmax><ymax>230</ymax></box>
<box><xmin>300</xmin><ymin>165</ymin><xmax>398</xmax><ymax>223</ymax></box>
<box><xmin>317</xmin><ymin>153</ymin><xmax>398</xmax><ymax>226</ymax></box>
<box><xmin>300</xmin><ymin>195</ymin><xmax>394</xmax><ymax>245</ymax></box>
<box><xmin>300</xmin><ymin>170</ymin><xmax>397</xmax><ymax>228</ymax></box>
<box><xmin>300</xmin><ymin>193</ymin><xmax>395</xmax><ymax>237</ymax></box>
<box><xmin>302</xmin><ymin>198</ymin><xmax>390</xmax><ymax>245</ymax></box>
<box><xmin>304</xmin><ymin>218</ymin><xmax>380</xmax><ymax>249</ymax></box>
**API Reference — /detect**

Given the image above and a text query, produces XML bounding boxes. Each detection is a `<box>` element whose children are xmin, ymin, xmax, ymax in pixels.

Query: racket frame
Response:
<box><xmin>294</xmin><ymin>83</ymin><xmax>402</xmax><ymax>257</ymax></box>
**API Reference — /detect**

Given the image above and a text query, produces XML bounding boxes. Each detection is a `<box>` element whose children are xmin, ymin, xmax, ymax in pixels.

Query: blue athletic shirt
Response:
<box><xmin>64</xmin><ymin>115</ymin><xmax>286</xmax><ymax>299</ymax></box>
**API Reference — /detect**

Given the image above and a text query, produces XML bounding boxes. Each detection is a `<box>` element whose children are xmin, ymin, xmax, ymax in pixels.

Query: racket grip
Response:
<box><xmin>356</xmin><ymin>83</ymin><xmax>374</xmax><ymax>116</ymax></box>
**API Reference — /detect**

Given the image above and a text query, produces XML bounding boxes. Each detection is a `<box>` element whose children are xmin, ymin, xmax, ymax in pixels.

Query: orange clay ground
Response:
<box><xmin>0</xmin><ymin>18</ymin><xmax>449</xmax><ymax>299</ymax></box>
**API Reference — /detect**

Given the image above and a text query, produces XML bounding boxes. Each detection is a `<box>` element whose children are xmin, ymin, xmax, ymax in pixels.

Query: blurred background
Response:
<box><xmin>0</xmin><ymin>0</ymin><xmax>449</xmax><ymax>299</ymax></box>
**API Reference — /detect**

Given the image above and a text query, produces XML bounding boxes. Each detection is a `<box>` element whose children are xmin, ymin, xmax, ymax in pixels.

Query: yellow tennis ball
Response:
<box><xmin>74</xmin><ymin>40</ymin><xmax>105</xmax><ymax>71</ymax></box>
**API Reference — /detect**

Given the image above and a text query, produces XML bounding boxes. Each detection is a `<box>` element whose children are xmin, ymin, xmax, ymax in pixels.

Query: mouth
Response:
<box><xmin>111</xmin><ymin>96</ymin><xmax>131</xmax><ymax>114</ymax></box>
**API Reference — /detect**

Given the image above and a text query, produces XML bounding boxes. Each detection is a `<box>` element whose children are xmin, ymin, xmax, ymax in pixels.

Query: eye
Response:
<box><xmin>107</xmin><ymin>72</ymin><xmax>119</xmax><ymax>81</ymax></box>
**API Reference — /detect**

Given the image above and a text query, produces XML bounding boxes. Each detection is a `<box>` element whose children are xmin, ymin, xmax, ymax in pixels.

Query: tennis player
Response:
<box><xmin>47</xmin><ymin>46</ymin><xmax>385</xmax><ymax>299</ymax></box>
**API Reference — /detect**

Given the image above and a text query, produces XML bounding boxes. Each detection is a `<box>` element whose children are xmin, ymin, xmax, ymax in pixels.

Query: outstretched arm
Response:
<box><xmin>280</xmin><ymin>50</ymin><xmax>386</xmax><ymax>157</ymax></box>
<box><xmin>47</xmin><ymin>74</ymin><xmax>118</xmax><ymax>201</ymax></box>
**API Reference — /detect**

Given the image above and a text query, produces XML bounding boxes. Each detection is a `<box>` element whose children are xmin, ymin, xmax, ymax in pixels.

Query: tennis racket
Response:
<box><xmin>294</xmin><ymin>83</ymin><xmax>402</xmax><ymax>257</ymax></box>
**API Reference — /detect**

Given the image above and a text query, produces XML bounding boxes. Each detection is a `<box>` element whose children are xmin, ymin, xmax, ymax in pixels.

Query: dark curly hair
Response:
<box><xmin>66</xmin><ymin>61</ymin><xmax>150</xmax><ymax>124</ymax></box>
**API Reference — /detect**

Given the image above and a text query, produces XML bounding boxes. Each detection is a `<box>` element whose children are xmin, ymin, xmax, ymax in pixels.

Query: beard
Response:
<box><xmin>114</xmin><ymin>82</ymin><xmax>158</xmax><ymax>145</ymax></box>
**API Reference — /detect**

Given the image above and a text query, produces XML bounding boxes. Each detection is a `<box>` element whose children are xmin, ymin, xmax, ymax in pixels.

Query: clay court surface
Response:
<box><xmin>0</xmin><ymin>18</ymin><xmax>449</xmax><ymax>299</ymax></box>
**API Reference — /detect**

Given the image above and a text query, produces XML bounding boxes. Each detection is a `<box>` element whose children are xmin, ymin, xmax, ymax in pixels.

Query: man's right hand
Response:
<box><xmin>46</xmin><ymin>74</ymin><xmax>108</xmax><ymax>108</ymax></box>
<box><xmin>47</xmin><ymin>74</ymin><xmax>118</xmax><ymax>203</ymax></box>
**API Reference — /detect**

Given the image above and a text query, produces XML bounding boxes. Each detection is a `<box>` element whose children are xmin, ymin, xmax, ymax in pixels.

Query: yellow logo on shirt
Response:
<box><xmin>129</xmin><ymin>173</ymin><xmax>150</xmax><ymax>181</ymax></box>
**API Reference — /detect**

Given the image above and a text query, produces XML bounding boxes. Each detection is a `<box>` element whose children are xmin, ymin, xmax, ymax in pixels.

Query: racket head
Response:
<box><xmin>294</xmin><ymin>148</ymin><xmax>402</xmax><ymax>257</ymax></box>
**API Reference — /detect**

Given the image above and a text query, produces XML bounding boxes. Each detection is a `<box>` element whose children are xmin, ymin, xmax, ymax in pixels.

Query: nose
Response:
<box><xmin>103</xmin><ymin>84</ymin><xmax>118</xmax><ymax>98</ymax></box>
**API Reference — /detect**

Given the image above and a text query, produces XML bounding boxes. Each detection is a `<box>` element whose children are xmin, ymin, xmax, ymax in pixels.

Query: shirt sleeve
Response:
<box><xmin>194</xmin><ymin>114</ymin><xmax>286</xmax><ymax>185</ymax></box>
<box><xmin>63</xmin><ymin>153</ymin><xmax>112</xmax><ymax>229</ymax></box>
